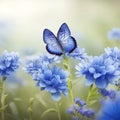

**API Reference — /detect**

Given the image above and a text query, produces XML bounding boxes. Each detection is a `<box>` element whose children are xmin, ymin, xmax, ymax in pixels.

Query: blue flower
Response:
<box><xmin>104</xmin><ymin>47</ymin><xmax>120</xmax><ymax>64</ymax></box>
<box><xmin>99</xmin><ymin>89</ymin><xmax>116</xmax><ymax>99</ymax></box>
<box><xmin>66</xmin><ymin>105</ymin><xmax>75</xmax><ymax>114</ymax></box>
<box><xmin>38</xmin><ymin>66</ymin><xmax>68</xmax><ymax>101</ymax></box>
<box><xmin>25</xmin><ymin>56</ymin><xmax>48</xmax><ymax>76</ymax></box>
<box><xmin>0</xmin><ymin>51</ymin><xmax>20</xmax><ymax>77</ymax></box>
<box><xmin>39</xmin><ymin>54</ymin><xmax>62</xmax><ymax>64</ymax></box>
<box><xmin>97</xmin><ymin>93</ymin><xmax>120</xmax><ymax>120</ymax></box>
<box><xmin>67</xmin><ymin>97</ymin><xmax>95</xmax><ymax>119</ymax></box>
<box><xmin>76</xmin><ymin>55</ymin><xmax>120</xmax><ymax>88</ymax></box>
<box><xmin>25</xmin><ymin>57</ymin><xmax>68</xmax><ymax>101</ymax></box>
<box><xmin>69</xmin><ymin>47</ymin><xmax>87</xmax><ymax>60</ymax></box>
<box><xmin>99</xmin><ymin>88</ymin><xmax>109</xmax><ymax>96</ymax></box>
<box><xmin>108</xmin><ymin>28</ymin><xmax>120</xmax><ymax>40</ymax></box>
<box><xmin>74</xmin><ymin>97</ymin><xmax>86</xmax><ymax>106</ymax></box>
<box><xmin>76</xmin><ymin>107</ymin><xmax>94</xmax><ymax>118</ymax></box>
<box><xmin>24</xmin><ymin>54</ymin><xmax>61</xmax><ymax>81</ymax></box>
<box><xmin>25</xmin><ymin>54</ymin><xmax>61</xmax><ymax>73</ymax></box>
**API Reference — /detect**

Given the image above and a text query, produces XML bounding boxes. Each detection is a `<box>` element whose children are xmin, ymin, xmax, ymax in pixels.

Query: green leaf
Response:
<box><xmin>89</xmin><ymin>100</ymin><xmax>97</xmax><ymax>106</ymax></box>
<box><xmin>40</xmin><ymin>108</ymin><xmax>57</xmax><ymax>120</ymax></box>
<box><xmin>86</xmin><ymin>85</ymin><xmax>101</xmax><ymax>106</ymax></box>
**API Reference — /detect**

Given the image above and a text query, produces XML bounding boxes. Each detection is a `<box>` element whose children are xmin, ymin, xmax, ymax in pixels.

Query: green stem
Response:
<box><xmin>68</xmin><ymin>79</ymin><xmax>74</xmax><ymax>103</ymax></box>
<box><xmin>1</xmin><ymin>76</ymin><xmax>7</xmax><ymax>120</ymax></box>
<box><xmin>63</xmin><ymin>57</ymin><xmax>74</xmax><ymax>103</ymax></box>
<box><xmin>55</xmin><ymin>103</ymin><xmax>61</xmax><ymax>120</ymax></box>
<box><xmin>29</xmin><ymin>110</ymin><xmax>32</xmax><ymax>120</ymax></box>
<box><xmin>28</xmin><ymin>98</ymin><xmax>34</xmax><ymax>120</ymax></box>
<box><xmin>86</xmin><ymin>84</ymin><xmax>93</xmax><ymax>105</ymax></box>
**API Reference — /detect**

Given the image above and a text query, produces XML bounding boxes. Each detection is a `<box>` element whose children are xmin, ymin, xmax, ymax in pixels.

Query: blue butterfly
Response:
<box><xmin>43</xmin><ymin>23</ymin><xmax>77</xmax><ymax>55</ymax></box>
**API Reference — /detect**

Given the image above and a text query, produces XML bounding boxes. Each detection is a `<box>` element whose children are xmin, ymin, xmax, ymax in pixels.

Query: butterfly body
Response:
<box><xmin>43</xmin><ymin>23</ymin><xmax>77</xmax><ymax>55</ymax></box>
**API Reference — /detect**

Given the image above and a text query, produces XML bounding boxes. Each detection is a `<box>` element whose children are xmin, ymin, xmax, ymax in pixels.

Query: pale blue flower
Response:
<box><xmin>25</xmin><ymin>54</ymin><xmax>61</xmax><ymax>81</ymax></box>
<box><xmin>25</xmin><ymin>56</ymin><xmax>47</xmax><ymax>76</ymax></box>
<box><xmin>104</xmin><ymin>47</ymin><xmax>120</xmax><ymax>64</ymax></box>
<box><xmin>108</xmin><ymin>28</ymin><xmax>120</xmax><ymax>40</ymax></box>
<box><xmin>38</xmin><ymin>66</ymin><xmax>68</xmax><ymax>101</ymax></box>
<box><xmin>40</xmin><ymin>54</ymin><xmax>62</xmax><ymax>64</ymax></box>
<box><xmin>24</xmin><ymin>56</ymin><xmax>49</xmax><ymax>87</ymax></box>
<box><xmin>25</xmin><ymin>54</ymin><xmax>61</xmax><ymax>73</ymax></box>
<box><xmin>76</xmin><ymin>55</ymin><xmax>120</xmax><ymax>88</ymax></box>
<box><xmin>25</xmin><ymin>57</ymin><xmax>68</xmax><ymax>101</ymax></box>
<box><xmin>69</xmin><ymin>47</ymin><xmax>87</xmax><ymax>60</ymax></box>
<box><xmin>0</xmin><ymin>51</ymin><xmax>20</xmax><ymax>77</ymax></box>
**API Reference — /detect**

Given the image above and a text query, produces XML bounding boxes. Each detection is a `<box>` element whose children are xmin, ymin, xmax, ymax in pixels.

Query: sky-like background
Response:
<box><xmin>0</xmin><ymin>0</ymin><xmax>120</xmax><ymax>55</ymax></box>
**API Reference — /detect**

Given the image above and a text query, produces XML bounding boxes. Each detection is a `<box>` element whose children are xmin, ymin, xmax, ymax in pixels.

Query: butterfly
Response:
<box><xmin>43</xmin><ymin>23</ymin><xmax>77</xmax><ymax>56</ymax></box>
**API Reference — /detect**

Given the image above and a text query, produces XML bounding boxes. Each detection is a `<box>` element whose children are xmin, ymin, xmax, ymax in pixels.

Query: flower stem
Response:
<box><xmin>28</xmin><ymin>98</ymin><xmax>34</xmax><ymax>120</ymax></box>
<box><xmin>55</xmin><ymin>103</ymin><xmax>61</xmax><ymax>120</ymax></box>
<box><xmin>86</xmin><ymin>84</ymin><xmax>93</xmax><ymax>105</ymax></box>
<box><xmin>0</xmin><ymin>76</ymin><xmax>7</xmax><ymax>120</ymax></box>
<box><xmin>86</xmin><ymin>84</ymin><xmax>99</xmax><ymax>106</ymax></box>
<box><xmin>68</xmin><ymin>79</ymin><xmax>74</xmax><ymax>103</ymax></box>
<box><xmin>63</xmin><ymin>57</ymin><xmax>74</xmax><ymax>103</ymax></box>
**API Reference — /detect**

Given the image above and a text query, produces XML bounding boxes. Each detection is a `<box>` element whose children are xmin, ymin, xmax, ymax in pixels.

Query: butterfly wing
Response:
<box><xmin>57</xmin><ymin>23</ymin><xmax>77</xmax><ymax>53</ymax></box>
<box><xmin>43</xmin><ymin>29</ymin><xmax>63</xmax><ymax>55</ymax></box>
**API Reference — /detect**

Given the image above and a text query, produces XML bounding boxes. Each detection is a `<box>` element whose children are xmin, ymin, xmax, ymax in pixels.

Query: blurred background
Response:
<box><xmin>0</xmin><ymin>0</ymin><xmax>120</xmax><ymax>120</ymax></box>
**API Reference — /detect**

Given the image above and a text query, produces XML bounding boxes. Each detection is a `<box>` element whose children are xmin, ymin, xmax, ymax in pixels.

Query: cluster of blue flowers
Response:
<box><xmin>0</xmin><ymin>50</ymin><xmax>20</xmax><ymax>77</ymax></box>
<box><xmin>25</xmin><ymin>23</ymin><xmax>87</xmax><ymax>102</ymax></box>
<box><xmin>76</xmin><ymin>47</ymin><xmax>120</xmax><ymax>89</ymax></box>
<box><xmin>24</xmin><ymin>25</ymin><xmax>120</xmax><ymax>119</ymax></box>
<box><xmin>25</xmin><ymin>55</ymin><xmax>68</xmax><ymax>101</ymax></box>
<box><xmin>1</xmin><ymin>23</ymin><xmax>120</xmax><ymax>120</ymax></box>
<box><xmin>67</xmin><ymin>97</ymin><xmax>95</xmax><ymax>120</ymax></box>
